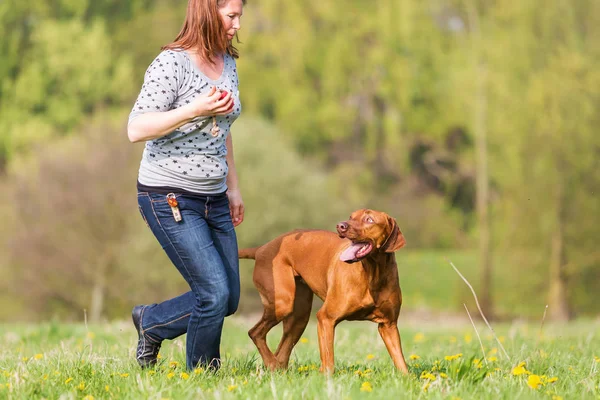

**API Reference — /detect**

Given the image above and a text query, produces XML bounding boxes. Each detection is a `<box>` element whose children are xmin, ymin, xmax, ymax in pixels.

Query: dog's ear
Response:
<box><xmin>382</xmin><ymin>217</ymin><xmax>406</xmax><ymax>253</ymax></box>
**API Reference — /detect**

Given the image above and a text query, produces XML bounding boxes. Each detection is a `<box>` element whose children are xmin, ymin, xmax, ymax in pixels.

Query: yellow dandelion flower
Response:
<box><xmin>34</xmin><ymin>354</ymin><xmax>43</xmax><ymax>360</ymax></box>
<box><xmin>512</xmin><ymin>362</ymin><xmax>529</xmax><ymax>376</ymax></box>
<box><xmin>120</xmin><ymin>373</ymin><xmax>129</xmax><ymax>378</ymax></box>
<box><xmin>539</xmin><ymin>349</ymin><xmax>548</xmax><ymax>359</ymax></box>
<box><xmin>300</xmin><ymin>337</ymin><xmax>309</xmax><ymax>344</ymax></box>
<box><xmin>421</xmin><ymin>372</ymin><xmax>436</xmax><ymax>381</ymax></box>
<box><xmin>105</xmin><ymin>385</ymin><xmax>110</xmax><ymax>392</ymax></box>
<box><xmin>414</xmin><ymin>333</ymin><xmax>425</xmax><ymax>343</ymax></box>
<box><xmin>360</xmin><ymin>381</ymin><xmax>373</xmax><ymax>392</ymax></box>
<box><xmin>83</xmin><ymin>396</ymin><xmax>94</xmax><ymax>400</ymax></box>
<box><xmin>547</xmin><ymin>377</ymin><xmax>558</xmax><ymax>384</ymax></box>
<box><xmin>594</xmin><ymin>356</ymin><xmax>600</xmax><ymax>363</ymax></box>
<box><xmin>422</xmin><ymin>381</ymin><xmax>430</xmax><ymax>392</ymax></box>
<box><xmin>409</xmin><ymin>354</ymin><xmax>420</xmax><ymax>360</ymax></box>
<box><xmin>64</xmin><ymin>377</ymin><xmax>74</xmax><ymax>384</ymax></box>
<box><xmin>169</xmin><ymin>361</ymin><xmax>179</xmax><ymax>368</ymax></box>
<box><xmin>42</xmin><ymin>374</ymin><xmax>49</xmax><ymax>380</ymax></box>
<box><xmin>488</xmin><ymin>347</ymin><xmax>498</xmax><ymax>355</ymax></box>
<box><xmin>366</xmin><ymin>354</ymin><xmax>375</xmax><ymax>360</ymax></box>
<box><xmin>77</xmin><ymin>382</ymin><xmax>85</xmax><ymax>391</ymax></box>
<box><xmin>167</xmin><ymin>372</ymin><xmax>175</xmax><ymax>379</ymax></box>
<box><xmin>552</xmin><ymin>396</ymin><xmax>563</xmax><ymax>400</ymax></box>
<box><xmin>21</xmin><ymin>357</ymin><xmax>29</xmax><ymax>362</ymax></box>
<box><xmin>444</xmin><ymin>353</ymin><xmax>463</xmax><ymax>361</ymax></box>
<box><xmin>180</xmin><ymin>372</ymin><xmax>189</xmax><ymax>380</ymax></box>
<box><xmin>450</xmin><ymin>397</ymin><xmax>462</xmax><ymax>400</ymax></box>
<box><xmin>87</xmin><ymin>332</ymin><xmax>96</xmax><ymax>340</ymax></box>
<box><xmin>464</xmin><ymin>333</ymin><xmax>472</xmax><ymax>343</ymax></box>
<box><xmin>147</xmin><ymin>370</ymin><xmax>156</xmax><ymax>376</ymax></box>
<box><xmin>227</xmin><ymin>384</ymin><xmax>238</xmax><ymax>392</ymax></box>
<box><xmin>243</xmin><ymin>379</ymin><xmax>248</xmax><ymax>385</ymax></box>
<box><xmin>487</xmin><ymin>356</ymin><xmax>498</xmax><ymax>362</ymax></box>
<box><xmin>527</xmin><ymin>374</ymin><xmax>543</xmax><ymax>389</ymax></box>
<box><xmin>440</xmin><ymin>372</ymin><xmax>448</xmax><ymax>379</ymax></box>
<box><xmin>498</xmin><ymin>336</ymin><xmax>506</xmax><ymax>343</ymax></box>
<box><xmin>157</xmin><ymin>353</ymin><xmax>163</xmax><ymax>359</ymax></box>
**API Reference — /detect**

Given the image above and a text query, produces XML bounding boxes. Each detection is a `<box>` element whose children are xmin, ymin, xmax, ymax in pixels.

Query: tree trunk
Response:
<box><xmin>89</xmin><ymin>262</ymin><xmax>107</xmax><ymax>323</ymax></box>
<box><xmin>467</xmin><ymin>0</ymin><xmax>494</xmax><ymax>318</ymax></box>
<box><xmin>474</xmin><ymin>61</ymin><xmax>493</xmax><ymax>318</ymax></box>
<box><xmin>548</xmin><ymin>179</ymin><xmax>570</xmax><ymax>321</ymax></box>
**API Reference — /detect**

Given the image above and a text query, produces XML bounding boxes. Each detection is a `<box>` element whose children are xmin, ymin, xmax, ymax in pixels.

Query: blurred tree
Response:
<box><xmin>0</xmin><ymin>0</ymin><xmax>149</xmax><ymax>170</ymax></box>
<box><xmin>485</xmin><ymin>0</ymin><xmax>600</xmax><ymax>320</ymax></box>
<box><xmin>3</xmin><ymin>116</ymin><xmax>145</xmax><ymax>322</ymax></box>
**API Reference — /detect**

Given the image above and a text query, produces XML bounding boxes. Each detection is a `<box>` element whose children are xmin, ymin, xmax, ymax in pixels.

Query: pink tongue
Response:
<box><xmin>340</xmin><ymin>243</ymin><xmax>363</xmax><ymax>262</ymax></box>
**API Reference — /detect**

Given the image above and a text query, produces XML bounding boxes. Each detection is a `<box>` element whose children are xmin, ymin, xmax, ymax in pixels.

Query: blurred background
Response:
<box><xmin>0</xmin><ymin>0</ymin><xmax>598</xmax><ymax>324</ymax></box>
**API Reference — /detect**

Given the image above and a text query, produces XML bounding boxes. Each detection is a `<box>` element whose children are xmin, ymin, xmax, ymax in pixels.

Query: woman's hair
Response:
<box><xmin>163</xmin><ymin>0</ymin><xmax>246</xmax><ymax>63</ymax></box>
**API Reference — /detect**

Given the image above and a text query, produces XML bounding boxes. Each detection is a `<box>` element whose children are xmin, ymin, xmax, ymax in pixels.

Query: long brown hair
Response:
<box><xmin>163</xmin><ymin>0</ymin><xmax>245</xmax><ymax>63</ymax></box>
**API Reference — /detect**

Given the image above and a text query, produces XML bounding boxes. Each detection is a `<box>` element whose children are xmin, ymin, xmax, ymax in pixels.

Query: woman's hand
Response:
<box><xmin>188</xmin><ymin>86</ymin><xmax>234</xmax><ymax>118</ymax></box>
<box><xmin>227</xmin><ymin>188</ymin><xmax>245</xmax><ymax>227</ymax></box>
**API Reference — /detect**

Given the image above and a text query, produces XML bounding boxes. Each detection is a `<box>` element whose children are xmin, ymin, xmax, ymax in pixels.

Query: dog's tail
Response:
<box><xmin>238</xmin><ymin>247</ymin><xmax>259</xmax><ymax>260</ymax></box>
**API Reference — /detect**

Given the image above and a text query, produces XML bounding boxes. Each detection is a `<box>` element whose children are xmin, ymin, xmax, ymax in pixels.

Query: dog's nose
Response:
<box><xmin>337</xmin><ymin>222</ymin><xmax>348</xmax><ymax>232</ymax></box>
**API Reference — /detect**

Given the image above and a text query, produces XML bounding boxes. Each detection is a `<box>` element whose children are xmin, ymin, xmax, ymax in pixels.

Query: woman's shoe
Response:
<box><xmin>132</xmin><ymin>305</ymin><xmax>162</xmax><ymax>368</ymax></box>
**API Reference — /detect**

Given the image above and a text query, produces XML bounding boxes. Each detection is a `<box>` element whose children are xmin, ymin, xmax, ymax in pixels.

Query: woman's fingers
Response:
<box><xmin>230</xmin><ymin>203</ymin><xmax>244</xmax><ymax>227</ymax></box>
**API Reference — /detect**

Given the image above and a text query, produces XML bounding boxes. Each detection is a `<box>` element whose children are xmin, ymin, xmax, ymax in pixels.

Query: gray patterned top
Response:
<box><xmin>129</xmin><ymin>49</ymin><xmax>241</xmax><ymax>194</ymax></box>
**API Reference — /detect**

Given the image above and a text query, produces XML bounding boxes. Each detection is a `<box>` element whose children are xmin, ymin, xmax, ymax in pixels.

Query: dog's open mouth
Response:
<box><xmin>340</xmin><ymin>241</ymin><xmax>373</xmax><ymax>263</ymax></box>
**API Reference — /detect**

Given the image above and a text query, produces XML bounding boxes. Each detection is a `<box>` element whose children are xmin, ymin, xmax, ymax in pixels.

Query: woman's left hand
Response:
<box><xmin>227</xmin><ymin>188</ymin><xmax>245</xmax><ymax>227</ymax></box>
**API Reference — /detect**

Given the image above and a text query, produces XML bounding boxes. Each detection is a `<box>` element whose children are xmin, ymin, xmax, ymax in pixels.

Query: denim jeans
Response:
<box><xmin>136</xmin><ymin>191</ymin><xmax>240</xmax><ymax>370</ymax></box>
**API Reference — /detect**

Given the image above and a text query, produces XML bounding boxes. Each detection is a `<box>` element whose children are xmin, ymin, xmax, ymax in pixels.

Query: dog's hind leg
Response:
<box><xmin>248</xmin><ymin>259</ymin><xmax>297</xmax><ymax>370</ymax></box>
<box><xmin>274</xmin><ymin>281</ymin><xmax>314</xmax><ymax>368</ymax></box>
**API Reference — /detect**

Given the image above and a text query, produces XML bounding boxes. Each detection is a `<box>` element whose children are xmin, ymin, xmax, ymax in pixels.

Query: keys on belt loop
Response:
<box><xmin>166</xmin><ymin>193</ymin><xmax>182</xmax><ymax>222</ymax></box>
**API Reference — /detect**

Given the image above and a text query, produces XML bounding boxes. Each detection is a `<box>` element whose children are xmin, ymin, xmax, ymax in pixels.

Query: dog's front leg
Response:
<box><xmin>316</xmin><ymin>309</ymin><xmax>336</xmax><ymax>374</ymax></box>
<box><xmin>378</xmin><ymin>322</ymin><xmax>409</xmax><ymax>373</ymax></box>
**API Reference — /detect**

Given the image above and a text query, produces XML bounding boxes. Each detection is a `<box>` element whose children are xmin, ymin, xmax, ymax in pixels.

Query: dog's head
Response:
<box><xmin>336</xmin><ymin>209</ymin><xmax>406</xmax><ymax>263</ymax></box>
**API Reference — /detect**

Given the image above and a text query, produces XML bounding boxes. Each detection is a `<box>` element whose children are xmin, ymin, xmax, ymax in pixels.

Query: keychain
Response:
<box><xmin>166</xmin><ymin>193</ymin><xmax>182</xmax><ymax>222</ymax></box>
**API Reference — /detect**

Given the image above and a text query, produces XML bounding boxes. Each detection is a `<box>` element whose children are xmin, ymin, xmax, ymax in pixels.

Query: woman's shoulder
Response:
<box><xmin>154</xmin><ymin>48</ymin><xmax>188</xmax><ymax>62</ymax></box>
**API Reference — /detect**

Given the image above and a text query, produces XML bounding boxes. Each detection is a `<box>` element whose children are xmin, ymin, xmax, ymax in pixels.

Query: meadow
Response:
<box><xmin>1</xmin><ymin>313</ymin><xmax>598</xmax><ymax>399</ymax></box>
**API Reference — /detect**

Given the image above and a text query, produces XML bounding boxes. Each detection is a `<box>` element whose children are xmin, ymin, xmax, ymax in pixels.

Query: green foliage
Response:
<box><xmin>0</xmin><ymin>0</ymin><xmax>598</xmax><ymax>321</ymax></box>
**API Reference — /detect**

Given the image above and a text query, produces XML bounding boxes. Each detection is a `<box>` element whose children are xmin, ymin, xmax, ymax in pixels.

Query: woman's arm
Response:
<box><xmin>127</xmin><ymin>87</ymin><xmax>234</xmax><ymax>143</ymax></box>
<box><xmin>225</xmin><ymin>133</ymin><xmax>244</xmax><ymax>227</ymax></box>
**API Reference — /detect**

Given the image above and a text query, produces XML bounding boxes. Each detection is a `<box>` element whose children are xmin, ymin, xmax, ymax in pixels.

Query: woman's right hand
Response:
<box><xmin>189</xmin><ymin>86</ymin><xmax>234</xmax><ymax>118</ymax></box>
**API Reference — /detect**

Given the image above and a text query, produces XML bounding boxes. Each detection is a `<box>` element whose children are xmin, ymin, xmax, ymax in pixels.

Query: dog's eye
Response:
<box><xmin>366</xmin><ymin>217</ymin><xmax>374</xmax><ymax>224</ymax></box>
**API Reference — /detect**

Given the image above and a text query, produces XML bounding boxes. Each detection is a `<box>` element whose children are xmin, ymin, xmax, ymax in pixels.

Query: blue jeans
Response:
<box><xmin>136</xmin><ymin>191</ymin><xmax>240</xmax><ymax>370</ymax></box>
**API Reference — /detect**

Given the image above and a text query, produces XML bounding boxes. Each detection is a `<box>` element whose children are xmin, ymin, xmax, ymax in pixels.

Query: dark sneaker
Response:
<box><xmin>132</xmin><ymin>305</ymin><xmax>161</xmax><ymax>368</ymax></box>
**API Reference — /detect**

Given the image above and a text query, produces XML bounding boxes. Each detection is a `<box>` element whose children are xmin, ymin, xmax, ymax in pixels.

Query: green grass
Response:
<box><xmin>0</xmin><ymin>317</ymin><xmax>598</xmax><ymax>399</ymax></box>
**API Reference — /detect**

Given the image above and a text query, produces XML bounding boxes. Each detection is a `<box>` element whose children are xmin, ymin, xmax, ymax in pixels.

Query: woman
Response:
<box><xmin>127</xmin><ymin>0</ymin><xmax>246</xmax><ymax>371</ymax></box>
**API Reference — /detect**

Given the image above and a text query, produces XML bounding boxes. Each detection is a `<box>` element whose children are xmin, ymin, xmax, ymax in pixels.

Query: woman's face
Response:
<box><xmin>218</xmin><ymin>0</ymin><xmax>244</xmax><ymax>41</ymax></box>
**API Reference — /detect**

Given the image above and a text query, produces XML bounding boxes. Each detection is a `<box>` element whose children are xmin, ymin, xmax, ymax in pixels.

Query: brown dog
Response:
<box><xmin>239</xmin><ymin>209</ymin><xmax>408</xmax><ymax>374</ymax></box>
